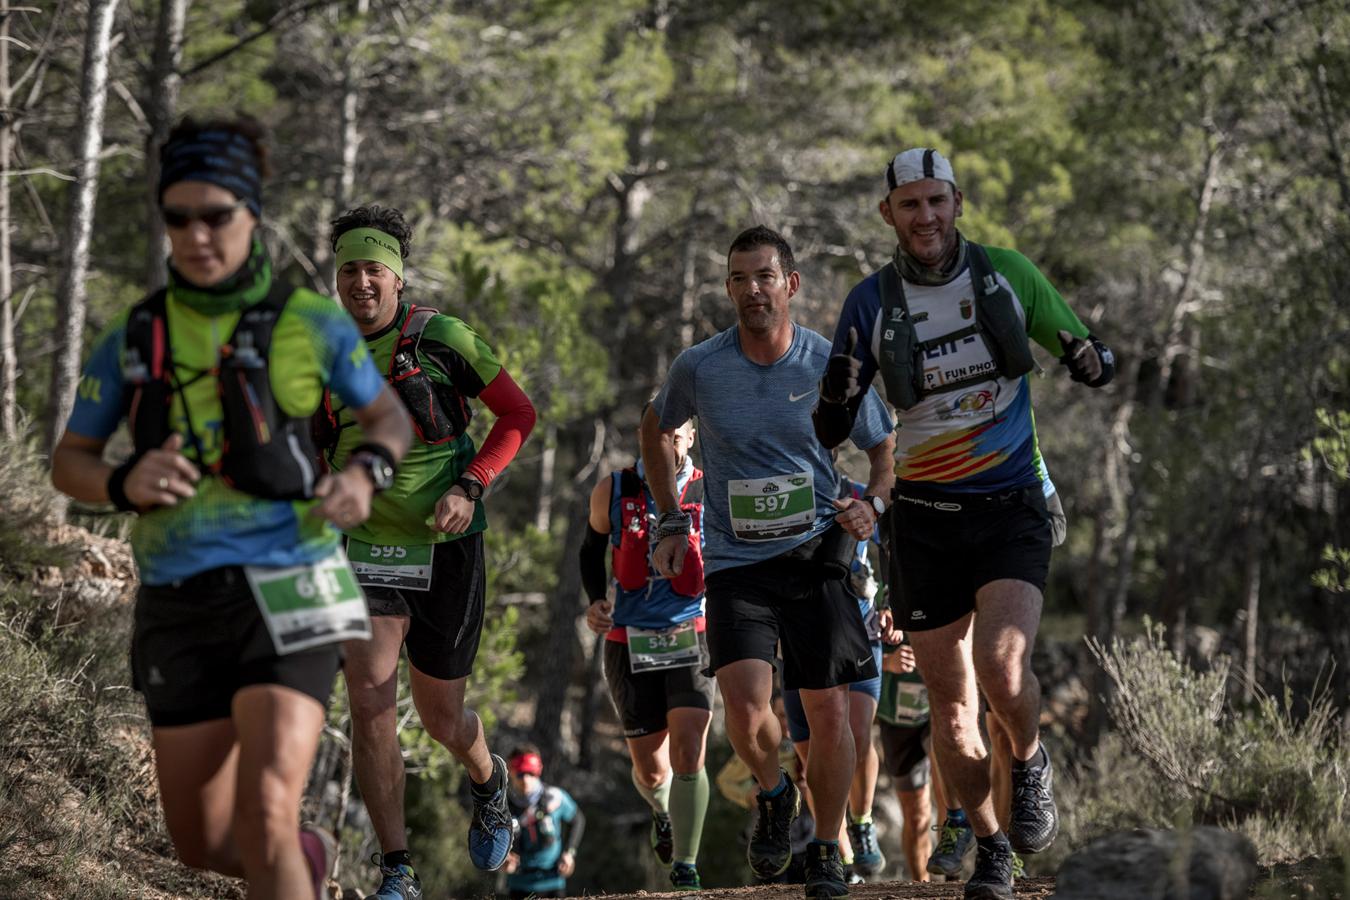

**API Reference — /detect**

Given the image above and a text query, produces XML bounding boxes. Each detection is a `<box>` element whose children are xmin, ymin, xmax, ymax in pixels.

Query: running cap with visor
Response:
<box><xmin>884</xmin><ymin>147</ymin><xmax>957</xmax><ymax>195</ymax></box>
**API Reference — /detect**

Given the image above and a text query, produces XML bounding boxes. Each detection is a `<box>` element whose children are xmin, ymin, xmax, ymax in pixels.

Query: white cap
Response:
<box><xmin>884</xmin><ymin>148</ymin><xmax>956</xmax><ymax>194</ymax></box>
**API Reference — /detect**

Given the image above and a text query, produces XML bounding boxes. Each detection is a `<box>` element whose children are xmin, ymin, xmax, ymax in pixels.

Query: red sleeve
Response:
<box><xmin>465</xmin><ymin>368</ymin><xmax>536</xmax><ymax>486</ymax></box>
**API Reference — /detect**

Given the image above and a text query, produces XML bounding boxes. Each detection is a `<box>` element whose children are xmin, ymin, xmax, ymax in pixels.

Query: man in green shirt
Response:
<box><xmin>323</xmin><ymin>205</ymin><xmax>537</xmax><ymax>899</ymax></box>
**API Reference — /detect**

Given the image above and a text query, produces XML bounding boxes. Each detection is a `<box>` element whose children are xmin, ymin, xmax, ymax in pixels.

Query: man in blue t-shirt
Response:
<box><xmin>503</xmin><ymin>744</ymin><xmax>584</xmax><ymax>899</ymax></box>
<box><xmin>642</xmin><ymin>225</ymin><xmax>895</xmax><ymax>900</ymax></box>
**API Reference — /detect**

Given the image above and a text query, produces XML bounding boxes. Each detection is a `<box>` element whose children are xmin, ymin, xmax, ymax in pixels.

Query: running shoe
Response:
<box><xmin>299</xmin><ymin>823</ymin><xmax>337</xmax><ymax>900</ymax></box>
<box><xmin>927</xmin><ymin>817</ymin><xmax>975</xmax><ymax>878</ymax></box>
<box><xmin>1008</xmin><ymin>743</ymin><xmax>1059</xmax><ymax>853</ymax></box>
<box><xmin>468</xmin><ymin>754</ymin><xmax>518</xmax><ymax>871</ymax></box>
<box><xmin>370</xmin><ymin>853</ymin><xmax>423</xmax><ymax>899</ymax></box>
<box><xmin>846</xmin><ymin>819</ymin><xmax>885</xmax><ymax>877</ymax></box>
<box><xmin>964</xmin><ymin>836</ymin><xmax>1014</xmax><ymax>900</ymax></box>
<box><xmin>747</xmin><ymin>772</ymin><xmax>800</xmax><ymax>879</ymax></box>
<box><xmin>804</xmin><ymin>840</ymin><xmax>849</xmax><ymax>899</ymax></box>
<box><xmin>670</xmin><ymin>861</ymin><xmax>702</xmax><ymax>891</ymax></box>
<box><xmin>651</xmin><ymin>810</ymin><xmax>674</xmax><ymax>867</ymax></box>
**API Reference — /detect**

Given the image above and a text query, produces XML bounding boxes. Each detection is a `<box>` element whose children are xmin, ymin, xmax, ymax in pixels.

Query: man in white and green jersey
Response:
<box><xmin>814</xmin><ymin>148</ymin><xmax>1114</xmax><ymax>900</ymax></box>
<box><xmin>323</xmin><ymin>205</ymin><xmax>537</xmax><ymax>899</ymax></box>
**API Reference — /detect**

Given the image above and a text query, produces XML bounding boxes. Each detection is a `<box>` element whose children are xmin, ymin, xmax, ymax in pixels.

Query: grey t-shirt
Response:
<box><xmin>653</xmin><ymin>323</ymin><xmax>893</xmax><ymax>575</ymax></box>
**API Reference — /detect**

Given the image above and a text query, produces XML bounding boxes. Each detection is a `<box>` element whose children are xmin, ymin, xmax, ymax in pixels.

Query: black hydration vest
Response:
<box><xmin>122</xmin><ymin>281</ymin><xmax>321</xmax><ymax>501</ymax></box>
<box><xmin>876</xmin><ymin>242</ymin><xmax>1036</xmax><ymax>410</ymax></box>
<box><xmin>311</xmin><ymin>304</ymin><xmax>470</xmax><ymax>460</ymax></box>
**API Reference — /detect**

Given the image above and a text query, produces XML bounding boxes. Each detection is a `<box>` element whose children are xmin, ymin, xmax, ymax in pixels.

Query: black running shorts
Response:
<box><xmin>602</xmin><ymin>627</ymin><xmax>716</xmax><ymax>738</ymax></box>
<box><xmin>703</xmin><ymin>540</ymin><xmax>877</xmax><ymax>691</ymax></box>
<box><xmin>887</xmin><ymin>484</ymin><xmax>1052</xmax><ymax>632</ymax></box>
<box><xmin>131</xmin><ymin>566</ymin><xmax>341</xmax><ymax>727</ymax></box>
<box><xmin>358</xmin><ymin>532</ymin><xmax>486</xmax><ymax>681</ymax></box>
<box><xmin>879</xmin><ymin>720</ymin><xmax>931</xmax><ymax>791</ymax></box>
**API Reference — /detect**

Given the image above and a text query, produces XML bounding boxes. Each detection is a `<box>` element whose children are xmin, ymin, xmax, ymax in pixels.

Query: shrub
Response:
<box><xmin>1063</xmin><ymin>623</ymin><xmax>1350</xmax><ymax>865</ymax></box>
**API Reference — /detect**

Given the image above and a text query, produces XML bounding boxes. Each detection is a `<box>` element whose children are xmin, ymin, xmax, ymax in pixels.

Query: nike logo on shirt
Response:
<box><xmin>788</xmin><ymin>390</ymin><xmax>816</xmax><ymax>402</ymax></box>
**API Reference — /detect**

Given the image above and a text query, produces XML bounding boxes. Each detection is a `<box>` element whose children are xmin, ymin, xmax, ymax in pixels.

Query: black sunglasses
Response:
<box><xmin>161</xmin><ymin>199</ymin><xmax>248</xmax><ymax>230</ymax></box>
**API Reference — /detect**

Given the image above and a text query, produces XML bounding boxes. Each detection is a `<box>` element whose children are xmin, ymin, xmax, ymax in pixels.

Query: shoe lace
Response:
<box><xmin>472</xmin><ymin>789</ymin><xmax>513</xmax><ymax>835</ymax></box>
<box><xmin>1012</xmin><ymin>767</ymin><xmax>1051</xmax><ymax>810</ymax></box>
<box><xmin>852</xmin><ymin>823</ymin><xmax>878</xmax><ymax>856</ymax></box>
<box><xmin>975</xmin><ymin>840</ymin><xmax>1014</xmax><ymax>880</ymax></box>
<box><xmin>654</xmin><ymin>812</ymin><xmax>673</xmax><ymax>842</ymax></box>
<box><xmin>754</xmin><ymin>791</ymin><xmax>790</xmax><ymax>846</ymax></box>
<box><xmin>934</xmin><ymin>823</ymin><xmax>962</xmax><ymax>855</ymax></box>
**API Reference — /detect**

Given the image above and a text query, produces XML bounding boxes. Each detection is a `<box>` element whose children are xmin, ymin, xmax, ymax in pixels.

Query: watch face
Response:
<box><xmin>869</xmin><ymin>495</ymin><xmax>885</xmax><ymax>515</ymax></box>
<box><xmin>372</xmin><ymin>459</ymin><xmax>394</xmax><ymax>490</ymax></box>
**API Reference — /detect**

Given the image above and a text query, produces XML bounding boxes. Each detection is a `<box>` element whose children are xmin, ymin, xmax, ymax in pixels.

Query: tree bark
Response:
<box><xmin>529</xmin><ymin>489</ymin><xmax>588</xmax><ymax>764</ymax></box>
<box><xmin>143</xmin><ymin>0</ymin><xmax>187</xmax><ymax>292</ymax></box>
<box><xmin>1240</xmin><ymin>526</ymin><xmax>1261</xmax><ymax>704</ymax></box>
<box><xmin>536</xmin><ymin>422</ymin><xmax>557</xmax><ymax>532</ymax></box>
<box><xmin>45</xmin><ymin>0</ymin><xmax>121</xmax><ymax>458</ymax></box>
<box><xmin>0</xmin><ymin>0</ymin><xmax>15</xmax><ymax>439</ymax></box>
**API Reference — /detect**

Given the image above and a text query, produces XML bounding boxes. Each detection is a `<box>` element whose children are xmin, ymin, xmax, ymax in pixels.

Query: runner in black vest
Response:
<box><xmin>51</xmin><ymin>116</ymin><xmax>411</xmax><ymax>900</ymax></box>
<box><xmin>814</xmin><ymin>147</ymin><xmax>1113</xmax><ymax>900</ymax></box>
<box><xmin>324</xmin><ymin>205</ymin><xmax>536</xmax><ymax>899</ymax></box>
<box><xmin>580</xmin><ymin>416</ymin><xmax>713</xmax><ymax>890</ymax></box>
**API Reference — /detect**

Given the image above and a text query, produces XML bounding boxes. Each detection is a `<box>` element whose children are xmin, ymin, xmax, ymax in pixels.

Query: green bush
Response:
<box><xmin>1061</xmin><ymin>623</ymin><xmax>1350</xmax><ymax>866</ymax></box>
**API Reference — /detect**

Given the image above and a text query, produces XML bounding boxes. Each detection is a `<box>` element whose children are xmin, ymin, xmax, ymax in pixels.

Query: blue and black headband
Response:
<box><xmin>158</xmin><ymin>128</ymin><xmax>263</xmax><ymax>217</ymax></box>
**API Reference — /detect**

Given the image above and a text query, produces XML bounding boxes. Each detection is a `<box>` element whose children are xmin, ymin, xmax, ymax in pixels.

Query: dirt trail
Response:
<box><xmin>572</xmin><ymin>877</ymin><xmax>1056</xmax><ymax>899</ymax></box>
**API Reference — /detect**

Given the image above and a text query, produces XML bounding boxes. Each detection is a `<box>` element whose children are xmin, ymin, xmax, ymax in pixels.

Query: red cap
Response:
<box><xmin>509</xmin><ymin>752</ymin><xmax>543</xmax><ymax>776</ymax></box>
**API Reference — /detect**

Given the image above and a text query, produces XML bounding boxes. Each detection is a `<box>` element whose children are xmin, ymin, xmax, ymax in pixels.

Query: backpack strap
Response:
<box><xmin>875</xmin><ymin>262</ymin><xmax>923</xmax><ymax>410</ymax></box>
<box><xmin>619</xmin><ymin>465</ymin><xmax>643</xmax><ymax>500</ymax></box>
<box><xmin>965</xmin><ymin>242</ymin><xmax>1035</xmax><ymax>380</ymax></box>
<box><xmin>679</xmin><ymin>468</ymin><xmax>704</xmax><ymax>506</ymax></box>
<box><xmin>388</xmin><ymin>304</ymin><xmax>439</xmax><ymax>377</ymax></box>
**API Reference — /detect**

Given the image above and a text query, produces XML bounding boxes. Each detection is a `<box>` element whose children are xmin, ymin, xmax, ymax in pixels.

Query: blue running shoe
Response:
<box><xmin>846</xmin><ymin>818</ymin><xmax>885</xmax><ymax>877</ymax></box>
<box><xmin>670</xmin><ymin>861</ymin><xmax>701</xmax><ymax>891</ymax></box>
<box><xmin>468</xmin><ymin>754</ymin><xmax>518</xmax><ymax>871</ymax></box>
<box><xmin>370</xmin><ymin>853</ymin><xmax>423</xmax><ymax>899</ymax></box>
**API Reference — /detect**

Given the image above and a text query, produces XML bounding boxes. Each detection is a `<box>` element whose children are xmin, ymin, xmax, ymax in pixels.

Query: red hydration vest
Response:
<box><xmin>612</xmin><ymin>466</ymin><xmax>704</xmax><ymax>598</ymax></box>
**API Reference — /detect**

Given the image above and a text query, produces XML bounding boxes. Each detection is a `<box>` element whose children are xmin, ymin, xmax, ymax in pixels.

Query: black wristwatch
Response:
<box><xmin>455</xmin><ymin>474</ymin><xmax>485</xmax><ymax>502</ymax></box>
<box><xmin>863</xmin><ymin>494</ymin><xmax>886</xmax><ymax>517</ymax></box>
<box><xmin>351</xmin><ymin>451</ymin><xmax>395</xmax><ymax>493</ymax></box>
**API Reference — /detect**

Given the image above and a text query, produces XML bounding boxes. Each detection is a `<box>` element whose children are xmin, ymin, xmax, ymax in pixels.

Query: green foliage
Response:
<box><xmin>1067</xmin><ymin>625</ymin><xmax>1350</xmax><ymax>865</ymax></box>
<box><xmin>0</xmin><ymin>426</ymin><xmax>74</xmax><ymax>577</ymax></box>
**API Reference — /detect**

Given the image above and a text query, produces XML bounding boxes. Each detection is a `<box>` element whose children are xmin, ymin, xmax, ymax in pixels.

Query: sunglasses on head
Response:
<box><xmin>161</xmin><ymin>199</ymin><xmax>248</xmax><ymax>230</ymax></box>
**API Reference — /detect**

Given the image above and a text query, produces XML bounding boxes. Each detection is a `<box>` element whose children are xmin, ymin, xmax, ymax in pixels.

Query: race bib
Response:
<box><xmin>727</xmin><ymin>471</ymin><xmax>815</xmax><ymax>542</ymax></box>
<box><xmin>627</xmin><ymin>621</ymin><xmax>700</xmax><ymax>673</ymax></box>
<box><xmin>347</xmin><ymin>539</ymin><xmax>434</xmax><ymax>591</ymax></box>
<box><xmin>885</xmin><ymin>678</ymin><xmax>930</xmax><ymax>726</ymax></box>
<box><xmin>245</xmin><ymin>552</ymin><xmax>371</xmax><ymax>655</ymax></box>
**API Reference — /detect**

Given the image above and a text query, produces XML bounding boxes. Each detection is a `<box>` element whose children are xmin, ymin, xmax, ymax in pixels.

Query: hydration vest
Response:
<box><xmin>122</xmin><ymin>281</ymin><xmax>320</xmax><ymax>501</ymax></box>
<box><xmin>612</xmin><ymin>465</ymin><xmax>705</xmax><ymax>598</ymax></box>
<box><xmin>876</xmin><ymin>241</ymin><xmax>1035</xmax><ymax>410</ymax></box>
<box><xmin>312</xmin><ymin>304</ymin><xmax>471</xmax><ymax>456</ymax></box>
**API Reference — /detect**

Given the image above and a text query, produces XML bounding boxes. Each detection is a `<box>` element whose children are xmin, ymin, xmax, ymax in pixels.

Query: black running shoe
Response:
<box><xmin>964</xmin><ymin>836</ymin><xmax>1014</xmax><ymax>900</ymax></box>
<box><xmin>467</xmin><ymin>754</ymin><xmax>518</xmax><ymax>871</ymax></box>
<box><xmin>1008</xmin><ymin>743</ymin><xmax>1059</xmax><ymax>854</ymax></box>
<box><xmin>747</xmin><ymin>772</ymin><xmax>800</xmax><ymax>879</ymax></box>
<box><xmin>650</xmin><ymin>810</ymin><xmax>674</xmax><ymax>867</ymax></box>
<box><xmin>804</xmin><ymin>840</ymin><xmax>849</xmax><ymax>899</ymax></box>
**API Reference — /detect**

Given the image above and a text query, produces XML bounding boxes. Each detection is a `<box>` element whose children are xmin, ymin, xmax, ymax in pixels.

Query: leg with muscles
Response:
<box><xmin>846</xmin><ymin>692</ymin><xmax>884</xmax><ymax>877</ymax></box>
<box><xmin>231</xmin><ymin>684</ymin><xmax>327</xmax><ymax>900</ymax></box>
<box><xmin>973</xmin><ymin>578</ymin><xmax>1055</xmax><ymax>854</ymax></box>
<box><xmin>718</xmin><ymin>658</ymin><xmax>798</xmax><ymax>878</ymax></box>
<box><xmin>344</xmin><ymin>616</ymin><xmax>412</xmax><ymax>858</ymax></box>
<box><xmin>908</xmin><ymin>615</ymin><xmax>1014</xmax><ymax>897</ymax></box>
<box><xmin>408</xmin><ymin>664</ymin><xmax>512</xmax><ymax>870</ymax></box>
<box><xmin>625</xmin><ymin>730</ymin><xmax>674</xmax><ymax>865</ymax></box>
<box><xmin>897</xmin><ymin>781</ymin><xmax>932</xmax><ymax>882</ymax></box>
<box><xmin>152</xmin><ymin>719</ymin><xmax>246</xmax><ymax>877</ymax></box>
<box><xmin>666</xmin><ymin>706</ymin><xmax>712</xmax><ymax>867</ymax></box>
<box><xmin>797</xmin><ymin>686</ymin><xmax>854</xmax><ymax>844</ymax></box>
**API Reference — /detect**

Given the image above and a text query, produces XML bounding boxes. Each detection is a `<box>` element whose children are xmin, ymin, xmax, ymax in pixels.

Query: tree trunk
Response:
<box><xmin>536</xmin><ymin>422</ymin><xmax>557</xmax><ymax>531</ymax></box>
<box><xmin>0</xmin><ymin>0</ymin><xmax>15</xmax><ymax>439</ymax></box>
<box><xmin>144</xmin><ymin>0</ymin><xmax>186</xmax><ymax>291</ymax></box>
<box><xmin>45</xmin><ymin>0</ymin><xmax>121</xmax><ymax>458</ymax></box>
<box><xmin>1241</xmin><ymin>529</ymin><xmax>1261</xmax><ymax>704</ymax></box>
<box><xmin>529</xmin><ymin>485</ymin><xmax>588</xmax><ymax>764</ymax></box>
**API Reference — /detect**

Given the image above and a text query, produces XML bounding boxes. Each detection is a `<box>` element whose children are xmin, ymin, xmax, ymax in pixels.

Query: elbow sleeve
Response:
<box><xmin>579</xmin><ymin>525</ymin><xmax>610</xmax><ymax>602</ymax></box>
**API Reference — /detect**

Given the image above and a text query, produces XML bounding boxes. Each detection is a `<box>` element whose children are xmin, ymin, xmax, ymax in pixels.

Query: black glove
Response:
<box><xmin>821</xmin><ymin>327</ymin><xmax>862</xmax><ymax>404</ymax></box>
<box><xmin>1057</xmin><ymin>329</ymin><xmax>1115</xmax><ymax>387</ymax></box>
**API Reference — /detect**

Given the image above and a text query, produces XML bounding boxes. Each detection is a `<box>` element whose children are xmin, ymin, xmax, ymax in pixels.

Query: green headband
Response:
<box><xmin>334</xmin><ymin>227</ymin><xmax>405</xmax><ymax>279</ymax></box>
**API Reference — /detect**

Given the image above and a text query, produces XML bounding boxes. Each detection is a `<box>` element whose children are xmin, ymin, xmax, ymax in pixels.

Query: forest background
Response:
<box><xmin>0</xmin><ymin>0</ymin><xmax>1348</xmax><ymax>897</ymax></box>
